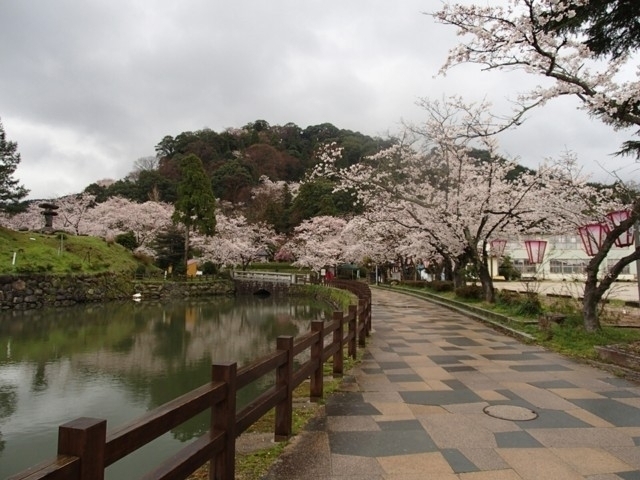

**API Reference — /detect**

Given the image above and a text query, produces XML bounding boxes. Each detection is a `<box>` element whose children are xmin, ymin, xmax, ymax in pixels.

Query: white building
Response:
<box><xmin>493</xmin><ymin>234</ymin><xmax>637</xmax><ymax>282</ymax></box>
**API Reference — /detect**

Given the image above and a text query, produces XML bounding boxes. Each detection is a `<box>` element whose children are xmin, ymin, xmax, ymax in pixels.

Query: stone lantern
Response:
<box><xmin>39</xmin><ymin>203</ymin><xmax>59</xmax><ymax>231</ymax></box>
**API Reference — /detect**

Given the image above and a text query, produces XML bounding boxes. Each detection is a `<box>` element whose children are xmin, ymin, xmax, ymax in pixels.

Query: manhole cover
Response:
<box><xmin>483</xmin><ymin>405</ymin><xmax>538</xmax><ymax>421</ymax></box>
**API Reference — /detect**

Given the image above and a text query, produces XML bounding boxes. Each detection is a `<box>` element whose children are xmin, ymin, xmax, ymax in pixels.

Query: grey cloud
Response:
<box><xmin>1</xmin><ymin>0</ymin><xmax>636</xmax><ymax>199</ymax></box>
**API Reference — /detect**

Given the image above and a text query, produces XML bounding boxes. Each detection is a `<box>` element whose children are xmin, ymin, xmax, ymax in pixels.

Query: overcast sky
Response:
<box><xmin>1</xmin><ymin>0</ymin><xmax>637</xmax><ymax>200</ymax></box>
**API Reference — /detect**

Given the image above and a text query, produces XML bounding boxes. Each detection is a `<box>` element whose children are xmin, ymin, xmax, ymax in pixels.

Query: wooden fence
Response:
<box><xmin>9</xmin><ymin>281</ymin><xmax>372</xmax><ymax>480</ymax></box>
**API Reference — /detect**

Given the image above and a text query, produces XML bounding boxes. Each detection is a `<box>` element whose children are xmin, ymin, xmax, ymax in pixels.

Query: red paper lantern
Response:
<box><xmin>606</xmin><ymin>210</ymin><xmax>635</xmax><ymax>247</ymax></box>
<box><xmin>578</xmin><ymin>223</ymin><xmax>607</xmax><ymax>256</ymax></box>
<box><xmin>490</xmin><ymin>239</ymin><xmax>507</xmax><ymax>257</ymax></box>
<box><xmin>524</xmin><ymin>239</ymin><xmax>547</xmax><ymax>264</ymax></box>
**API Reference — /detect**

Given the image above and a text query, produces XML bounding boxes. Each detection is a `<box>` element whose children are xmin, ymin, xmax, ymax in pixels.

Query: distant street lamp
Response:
<box><xmin>578</xmin><ymin>211</ymin><xmax>639</xmax><ymax>304</ymax></box>
<box><xmin>606</xmin><ymin>209</ymin><xmax>635</xmax><ymax>247</ymax></box>
<box><xmin>524</xmin><ymin>239</ymin><xmax>546</xmax><ymax>264</ymax></box>
<box><xmin>578</xmin><ymin>223</ymin><xmax>607</xmax><ymax>257</ymax></box>
<box><xmin>524</xmin><ymin>239</ymin><xmax>546</xmax><ymax>280</ymax></box>
<box><xmin>490</xmin><ymin>238</ymin><xmax>507</xmax><ymax>257</ymax></box>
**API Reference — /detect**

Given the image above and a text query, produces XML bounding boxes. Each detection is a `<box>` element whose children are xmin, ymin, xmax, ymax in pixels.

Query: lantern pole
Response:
<box><xmin>490</xmin><ymin>239</ymin><xmax>507</xmax><ymax>279</ymax></box>
<box><xmin>524</xmin><ymin>239</ymin><xmax>547</xmax><ymax>280</ymax></box>
<box><xmin>635</xmin><ymin>222</ymin><xmax>640</xmax><ymax>304</ymax></box>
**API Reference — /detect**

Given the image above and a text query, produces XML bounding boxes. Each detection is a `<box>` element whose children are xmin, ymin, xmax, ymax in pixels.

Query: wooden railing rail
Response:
<box><xmin>9</xmin><ymin>281</ymin><xmax>371</xmax><ymax>480</ymax></box>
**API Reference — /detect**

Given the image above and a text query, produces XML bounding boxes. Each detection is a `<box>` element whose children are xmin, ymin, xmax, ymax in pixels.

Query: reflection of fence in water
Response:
<box><xmin>9</xmin><ymin>280</ymin><xmax>371</xmax><ymax>480</ymax></box>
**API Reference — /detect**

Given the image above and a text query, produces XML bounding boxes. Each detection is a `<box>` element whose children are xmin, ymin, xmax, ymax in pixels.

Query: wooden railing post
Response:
<box><xmin>310</xmin><ymin>320</ymin><xmax>324</xmax><ymax>401</ymax></box>
<box><xmin>357</xmin><ymin>299</ymin><xmax>366</xmax><ymax>347</ymax></box>
<box><xmin>275</xmin><ymin>336</ymin><xmax>294</xmax><ymax>441</ymax></box>
<box><xmin>348</xmin><ymin>305</ymin><xmax>357</xmax><ymax>359</ymax></box>
<box><xmin>211</xmin><ymin>362</ymin><xmax>237</xmax><ymax>480</ymax></box>
<box><xmin>365</xmin><ymin>296</ymin><xmax>372</xmax><ymax>336</ymax></box>
<box><xmin>333</xmin><ymin>311</ymin><xmax>344</xmax><ymax>376</ymax></box>
<box><xmin>58</xmin><ymin>417</ymin><xmax>107</xmax><ymax>480</ymax></box>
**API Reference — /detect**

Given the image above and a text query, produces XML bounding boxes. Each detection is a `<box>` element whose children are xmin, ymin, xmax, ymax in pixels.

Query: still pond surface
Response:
<box><xmin>0</xmin><ymin>294</ymin><xmax>333</xmax><ymax>479</ymax></box>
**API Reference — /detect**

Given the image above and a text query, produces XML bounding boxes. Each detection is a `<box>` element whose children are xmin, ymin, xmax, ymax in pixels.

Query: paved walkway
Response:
<box><xmin>263</xmin><ymin>288</ymin><xmax>640</xmax><ymax>479</ymax></box>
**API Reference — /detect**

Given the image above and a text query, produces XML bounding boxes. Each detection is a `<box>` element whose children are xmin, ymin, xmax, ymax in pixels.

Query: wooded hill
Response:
<box><xmin>87</xmin><ymin>121</ymin><xmax>392</xmax><ymax>202</ymax></box>
<box><xmin>82</xmin><ymin>120</ymin><xmax>393</xmax><ymax>234</ymax></box>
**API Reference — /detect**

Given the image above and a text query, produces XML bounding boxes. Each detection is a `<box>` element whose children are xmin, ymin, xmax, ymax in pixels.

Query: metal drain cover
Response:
<box><xmin>483</xmin><ymin>405</ymin><xmax>538</xmax><ymax>421</ymax></box>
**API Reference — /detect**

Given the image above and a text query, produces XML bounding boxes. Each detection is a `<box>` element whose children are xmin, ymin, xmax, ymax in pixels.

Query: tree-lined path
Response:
<box><xmin>264</xmin><ymin>288</ymin><xmax>640</xmax><ymax>479</ymax></box>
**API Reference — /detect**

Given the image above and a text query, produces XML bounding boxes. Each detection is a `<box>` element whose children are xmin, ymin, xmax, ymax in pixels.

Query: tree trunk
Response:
<box><xmin>442</xmin><ymin>257</ymin><xmax>453</xmax><ymax>282</ymax></box>
<box><xmin>452</xmin><ymin>261</ymin><xmax>466</xmax><ymax>289</ymax></box>
<box><xmin>582</xmin><ymin>295</ymin><xmax>600</xmax><ymax>332</ymax></box>
<box><xmin>582</xmin><ymin>259</ymin><xmax>602</xmax><ymax>332</ymax></box>
<box><xmin>477</xmin><ymin>262</ymin><xmax>495</xmax><ymax>303</ymax></box>
<box><xmin>183</xmin><ymin>226</ymin><xmax>190</xmax><ymax>271</ymax></box>
<box><xmin>579</xmin><ymin>208</ymin><xmax>640</xmax><ymax>331</ymax></box>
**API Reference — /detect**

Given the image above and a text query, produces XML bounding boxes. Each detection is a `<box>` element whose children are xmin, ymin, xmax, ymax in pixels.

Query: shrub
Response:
<box><xmin>516</xmin><ymin>293</ymin><xmax>543</xmax><ymax>316</ymax></box>
<box><xmin>428</xmin><ymin>280</ymin><xmax>454</xmax><ymax>292</ymax></box>
<box><xmin>496</xmin><ymin>289</ymin><xmax>520</xmax><ymax>307</ymax></box>
<box><xmin>115</xmin><ymin>231</ymin><xmax>138</xmax><ymax>251</ymax></box>
<box><xmin>498</xmin><ymin>255</ymin><xmax>521</xmax><ymax>281</ymax></box>
<box><xmin>217</xmin><ymin>269</ymin><xmax>233</xmax><ymax>280</ymax></box>
<box><xmin>455</xmin><ymin>284</ymin><xmax>483</xmax><ymax>300</ymax></box>
<box><xmin>401</xmin><ymin>280</ymin><xmax>429</xmax><ymax>289</ymax></box>
<box><xmin>201</xmin><ymin>261</ymin><xmax>217</xmax><ymax>275</ymax></box>
<box><xmin>496</xmin><ymin>289</ymin><xmax>543</xmax><ymax>316</ymax></box>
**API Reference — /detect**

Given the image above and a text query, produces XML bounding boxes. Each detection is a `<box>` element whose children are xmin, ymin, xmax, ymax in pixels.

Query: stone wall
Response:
<box><xmin>0</xmin><ymin>274</ymin><xmax>236</xmax><ymax>311</ymax></box>
<box><xmin>233</xmin><ymin>279</ymin><xmax>291</xmax><ymax>296</ymax></box>
<box><xmin>133</xmin><ymin>280</ymin><xmax>235</xmax><ymax>299</ymax></box>
<box><xmin>0</xmin><ymin>273</ymin><xmax>134</xmax><ymax>310</ymax></box>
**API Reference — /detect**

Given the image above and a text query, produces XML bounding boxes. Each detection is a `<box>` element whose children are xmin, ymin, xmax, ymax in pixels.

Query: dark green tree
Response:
<box><xmin>136</xmin><ymin>170</ymin><xmax>177</xmax><ymax>202</ymax></box>
<box><xmin>115</xmin><ymin>231</ymin><xmax>138</xmax><ymax>251</ymax></box>
<box><xmin>151</xmin><ymin>226</ymin><xmax>186</xmax><ymax>274</ymax></box>
<box><xmin>548</xmin><ymin>0</ymin><xmax>640</xmax><ymax>59</ymax></box>
<box><xmin>83</xmin><ymin>182</ymin><xmax>111</xmax><ymax>203</ymax></box>
<box><xmin>0</xmin><ymin>118</ymin><xmax>28</xmax><ymax>213</ymax></box>
<box><xmin>211</xmin><ymin>160</ymin><xmax>254</xmax><ymax>203</ymax></box>
<box><xmin>289</xmin><ymin>178</ymin><xmax>360</xmax><ymax>225</ymax></box>
<box><xmin>498</xmin><ymin>255</ymin><xmax>521</xmax><ymax>281</ymax></box>
<box><xmin>172</xmin><ymin>154</ymin><xmax>216</xmax><ymax>267</ymax></box>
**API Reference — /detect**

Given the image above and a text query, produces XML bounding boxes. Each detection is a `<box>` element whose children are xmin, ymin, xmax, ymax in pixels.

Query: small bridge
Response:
<box><xmin>232</xmin><ymin>270</ymin><xmax>312</xmax><ymax>295</ymax></box>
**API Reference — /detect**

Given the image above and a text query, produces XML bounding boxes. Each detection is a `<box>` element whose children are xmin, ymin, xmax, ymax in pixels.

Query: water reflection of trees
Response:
<box><xmin>0</xmin><ymin>295</ymin><xmax>332</xmax><ymax>444</ymax></box>
<box><xmin>0</xmin><ymin>383</ymin><xmax>17</xmax><ymax>453</ymax></box>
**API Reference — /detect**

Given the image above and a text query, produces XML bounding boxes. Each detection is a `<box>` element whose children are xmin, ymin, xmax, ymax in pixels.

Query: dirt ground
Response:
<box><xmin>601</xmin><ymin>305</ymin><xmax>640</xmax><ymax>327</ymax></box>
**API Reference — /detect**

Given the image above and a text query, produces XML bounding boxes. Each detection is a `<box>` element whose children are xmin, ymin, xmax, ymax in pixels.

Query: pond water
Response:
<box><xmin>0</xmin><ymin>294</ymin><xmax>333</xmax><ymax>479</ymax></box>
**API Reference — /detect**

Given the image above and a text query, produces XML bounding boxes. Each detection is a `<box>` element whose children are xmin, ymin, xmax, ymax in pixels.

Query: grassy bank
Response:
<box><xmin>0</xmin><ymin>227</ymin><xmax>146</xmax><ymax>274</ymax></box>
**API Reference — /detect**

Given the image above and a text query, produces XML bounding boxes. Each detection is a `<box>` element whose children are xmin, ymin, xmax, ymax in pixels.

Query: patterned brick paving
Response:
<box><xmin>263</xmin><ymin>288</ymin><xmax>640</xmax><ymax>479</ymax></box>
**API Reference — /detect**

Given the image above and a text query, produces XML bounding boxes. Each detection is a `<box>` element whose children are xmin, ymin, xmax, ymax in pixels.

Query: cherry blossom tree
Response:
<box><xmin>246</xmin><ymin>176</ymin><xmax>299</xmax><ymax>233</ymax></box>
<box><xmin>317</xmin><ymin>99</ymin><xmax>567</xmax><ymax>303</ymax></box>
<box><xmin>1</xmin><ymin>195</ymin><xmax>100</xmax><ymax>234</ymax></box>
<box><xmin>274</xmin><ymin>247</ymin><xmax>295</xmax><ymax>263</ymax></box>
<box><xmin>53</xmin><ymin>193</ymin><xmax>97</xmax><ymax>235</ymax></box>
<box><xmin>433</xmin><ymin>0</ymin><xmax>640</xmax><ymax>158</ymax></box>
<box><xmin>432</xmin><ymin>1</ymin><xmax>640</xmax><ymax>329</ymax></box>
<box><xmin>82</xmin><ymin>197</ymin><xmax>174</xmax><ymax>248</ymax></box>
<box><xmin>0</xmin><ymin>201</ymin><xmax>43</xmax><ymax>231</ymax></box>
<box><xmin>341</xmin><ymin>214</ymin><xmax>425</xmax><ymax>282</ymax></box>
<box><xmin>285</xmin><ymin>215</ymin><xmax>348</xmax><ymax>272</ymax></box>
<box><xmin>192</xmin><ymin>211</ymin><xmax>279</xmax><ymax>270</ymax></box>
<box><xmin>538</xmin><ymin>154</ymin><xmax>639</xmax><ymax>330</ymax></box>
